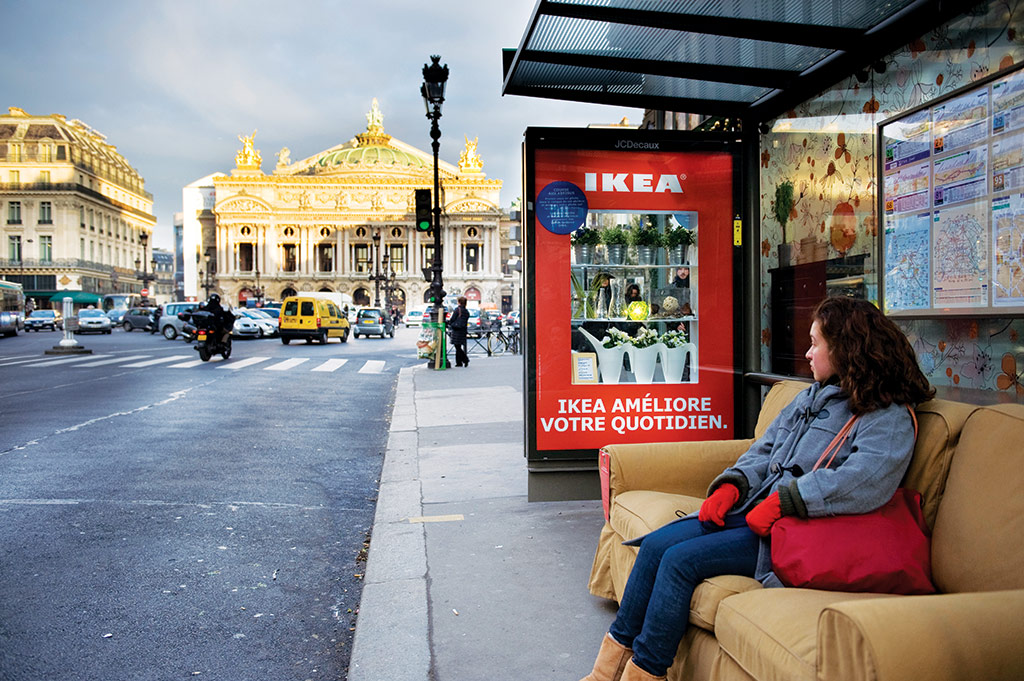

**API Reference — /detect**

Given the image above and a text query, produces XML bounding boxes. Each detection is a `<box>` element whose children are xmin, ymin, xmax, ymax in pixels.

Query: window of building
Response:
<box><xmin>241</xmin><ymin>226</ymin><xmax>252</xmax><ymax>236</ymax></box>
<box><xmin>283</xmin><ymin>226</ymin><xmax>296</xmax><ymax>238</ymax></box>
<box><xmin>39</xmin><ymin>143</ymin><xmax>52</xmax><ymax>162</ymax></box>
<box><xmin>56</xmin><ymin>145</ymin><xmax>66</xmax><ymax>160</ymax></box>
<box><xmin>467</xmin><ymin>227</ymin><xmax>478</xmax><ymax>238</ymax></box>
<box><xmin>7</xmin><ymin>201</ymin><xmax>21</xmax><ymax>224</ymax></box>
<box><xmin>80</xmin><ymin>238</ymin><xmax>85</xmax><ymax>259</ymax></box>
<box><xmin>8</xmin><ymin>144</ymin><xmax>21</xmax><ymax>163</ymax></box>
<box><xmin>464</xmin><ymin>244</ymin><xmax>480</xmax><ymax>272</ymax></box>
<box><xmin>39</xmin><ymin>170</ymin><xmax>50</xmax><ymax>185</ymax></box>
<box><xmin>105</xmin><ymin>215</ymin><xmax>111</xmax><ymax>235</ymax></box>
<box><xmin>356</xmin><ymin>226</ymin><xmax>367</xmax><ymax>238</ymax></box>
<box><xmin>354</xmin><ymin>244</ymin><xmax>369</xmax><ymax>273</ymax></box>
<box><xmin>9</xmin><ymin>171</ymin><xmax>19</xmax><ymax>185</ymax></box>
<box><xmin>318</xmin><ymin>243</ymin><xmax>334</xmax><ymax>272</ymax></box>
<box><xmin>391</xmin><ymin>227</ymin><xmax>403</xmax><ymax>238</ymax></box>
<box><xmin>238</xmin><ymin>243</ymin><xmax>254</xmax><ymax>272</ymax></box>
<box><xmin>422</xmin><ymin>244</ymin><xmax>436</xmax><ymax>267</ymax></box>
<box><xmin>389</xmin><ymin>244</ymin><xmax>406</xmax><ymax>273</ymax></box>
<box><xmin>319</xmin><ymin>227</ymin><xmax>331</xmax><ymax>238</ymax></box>
<box><xmin>282</xmin><ymin>244</ymin><xmax>297</xmax><ymax>272</ymax></box>
<box><xmin>39</xmin><ymin>201</ymin><xmax>52</xmax><ymax>224</ymax></box>
<box><xmin>89</xmin><ymin>209</ymin><xmax>94</xmax><ymax>231</ymax></box>
<box><xmin>8</xmin><ymin>235</ymin><xmax>21</xmax><ymax>261</ymax></box>
<box><xmin>90</xmin><ymin>241</ymin><xmax>94</xmax><ymax>261</ymax></box>
<box><xmin>80</xmin><ymin>207</ymin><xmax>85</xmax><ymax>228</ymax></box>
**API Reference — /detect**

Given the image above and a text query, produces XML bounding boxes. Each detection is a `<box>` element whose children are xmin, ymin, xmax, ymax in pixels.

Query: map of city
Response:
<box><xmin>884</xmin><ymin>213</ymin><xmax>930</xmax><ymax>312</ymax></box>
<box><xmin>934</xmin><ymin>203</ymin><xmax>989</xmax><ymax>307</ymax></box>
<box><xmin>993</xmin><ymin>194</ymin><xmax>1024</xmax><ymax>305</ymax></box>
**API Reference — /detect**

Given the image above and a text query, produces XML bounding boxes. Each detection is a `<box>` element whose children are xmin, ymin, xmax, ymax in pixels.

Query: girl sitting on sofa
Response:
<box><xmin>580</xmin><ymin>296</ymin><xmax>935</xmax><ymax>681</ymax></box>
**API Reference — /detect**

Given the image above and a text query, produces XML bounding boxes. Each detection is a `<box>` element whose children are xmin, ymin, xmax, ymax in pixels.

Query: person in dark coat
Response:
<box><xmin>449</xmin><ymin>296</ymin><xmax>470</xmax><ymax>367</ymax></box>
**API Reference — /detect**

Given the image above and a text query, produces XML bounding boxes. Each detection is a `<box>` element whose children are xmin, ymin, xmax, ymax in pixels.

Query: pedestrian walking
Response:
<box><xmin>449</xmin><ymin>296</ymin><xmax>470</xmax><ymax>367</ymax></box>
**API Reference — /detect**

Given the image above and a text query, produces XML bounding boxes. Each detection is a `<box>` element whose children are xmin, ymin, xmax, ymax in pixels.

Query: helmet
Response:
<box><xmin>208</xmin><ymin>294</ymin><xmax>221</xmax><ymax>305</ymax></box>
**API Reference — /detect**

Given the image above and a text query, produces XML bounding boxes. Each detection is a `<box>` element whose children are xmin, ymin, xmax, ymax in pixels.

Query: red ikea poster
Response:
<box><xmin>524</xmin><ymin>128</ymin><xmax>740</xmax><ymax>465</ymax></box>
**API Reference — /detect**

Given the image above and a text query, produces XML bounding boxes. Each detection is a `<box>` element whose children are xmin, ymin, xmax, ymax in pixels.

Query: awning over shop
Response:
<box><xmin>502</xmin><ymin>0</ymin><xmax>979</xmax><ymax>122</ymax></box>
<box><xmin>49</xmin><ymin>291</ymin><xmax>102</xmax><ymax>305</ymax></box>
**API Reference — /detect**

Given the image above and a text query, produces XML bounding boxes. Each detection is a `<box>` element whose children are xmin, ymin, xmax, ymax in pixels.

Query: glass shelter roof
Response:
<box><xmin>502</xmin><ymin>0</ymin><xmax>981</xmax><ymax>121</ymax></box>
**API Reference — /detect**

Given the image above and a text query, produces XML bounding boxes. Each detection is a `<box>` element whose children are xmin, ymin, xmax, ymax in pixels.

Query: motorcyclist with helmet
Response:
<box><xmin>200</xmin><ymin>294</ymin><xmax>234</xmax><ymax>342</ymax></box>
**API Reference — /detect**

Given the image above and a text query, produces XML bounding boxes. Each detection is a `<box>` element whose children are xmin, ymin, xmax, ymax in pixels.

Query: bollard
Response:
<box><xmin>44</xmin><ymin>296</ymin><xmax>92</xmax><ymax>355</ymax></box>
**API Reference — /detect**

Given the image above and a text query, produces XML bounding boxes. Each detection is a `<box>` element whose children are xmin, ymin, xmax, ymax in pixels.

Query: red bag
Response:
<box><xmin>770</xmin><ymin>407</ymin><xmax>936</xmax><ymax>595</ymax></box>
<box><xmin>771</xmin><ymin>488</ymin><xmax>936</xmax><ymax>594</ymax></box>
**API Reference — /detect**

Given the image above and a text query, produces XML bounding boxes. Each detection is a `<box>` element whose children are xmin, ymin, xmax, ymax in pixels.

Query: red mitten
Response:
<box><xmin>698</xmin><ymin>484</ymin><xmax>740</xmax><ymax>526</ymax></box>
<box><xmin>745</xmin><ymin>492</ymin><xmax>782</xmax><ymax>536</ymax></box>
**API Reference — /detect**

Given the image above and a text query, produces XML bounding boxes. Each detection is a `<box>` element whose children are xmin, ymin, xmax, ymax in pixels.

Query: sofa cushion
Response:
<box><xmin>931</xmin><ymin>404</ymin><xmax>1024</xmax><ymax>594</ymax></box>
<box><xmin>689</xmin><ymin>575</ymin><xmax>762</xmax><ymax>632</ymax></box>
<box><xmin>900</xmin><ymin>398</ymin><xmax>976</xmax><ymax>530</ymax></box>
<box><xmin>753</xmin><ymin>381</ymin><xmax>809</xmax><ymax>439</ymax></box>
<box><xmin>609</xmin><ymin>490</ymin><xmax>701</xmax><ymax>543</ymax></box>
<box><xmin>714</xmin><ymin>588</ymin><xmax>897</xmax><ymax>681</ymax></box>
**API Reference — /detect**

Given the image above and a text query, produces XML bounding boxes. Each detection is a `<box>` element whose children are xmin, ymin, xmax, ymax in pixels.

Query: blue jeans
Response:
<box><xmin>609</xmin><ymin>514</ymin><xmax>759</xmax><ymax>676</ymax></box>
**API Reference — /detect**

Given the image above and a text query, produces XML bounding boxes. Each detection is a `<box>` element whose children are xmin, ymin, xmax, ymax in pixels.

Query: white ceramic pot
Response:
<box><xmin>627</xmin><ymin>342</ymin><xmax>665</xmax><ymax>384</ymax></box>
<box><xmin>661</xmin><ymin>343</ymin><xmax>696</xmax><ymax>383</ymax></box>
<box><xmin>579</xmin><ymin>327</ymin><xmax>627</xmax><ymax>384</ymax></box>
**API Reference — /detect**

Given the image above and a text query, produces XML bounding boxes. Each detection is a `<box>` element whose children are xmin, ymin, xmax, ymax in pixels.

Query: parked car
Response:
<box><xmin>121</xmin><ymin>306</ymin><xmax>157</xmax><ymax>332</ymax></box>
<box><xmin>24</xmin><ymin>309</ymin><xmax>63</xmax><ymax>331</ymax></box>
<box><xmin>404</xmin><ymin>306</ymin><xmax>430</xmax><ymax>326</ymax></box>
<box><xmin>507</xmin><ymin>310</ymin><xmax>520</xmax><ymax>327</ymax></box>
<box><xmin>353</xmin><ymin>307</ymin><xmax>395</xmax><ymax>339</ymax></box>
<box><xmin>238</xmin><ymin>308</ymin><xmax>279</xmax><ymax>337</ymax></box>
<box><xmin>465</xmin><ymin>308</ymin><xmax>484</xmax><ymax>338</ymax></box>
<box><xmin>480</xmin><ymin>310</ymin><xmax>503</xmax><ymax>331</ymax></box>
<box><xmin>159</xmin><ymin>302</ymin><xmax>200</xmax><ymax>340</ymax></box>
<box><xmin>106</xmin><ymin>308</ymin><xmax>127</xmax><ymax>325</ymax></box>
<box><xmin>75</xmin><ymin>308</ymin><xmax>113</xmax><ymax>334</ymax></box>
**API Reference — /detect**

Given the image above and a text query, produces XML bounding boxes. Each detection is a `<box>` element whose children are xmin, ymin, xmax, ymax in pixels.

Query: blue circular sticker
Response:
<box><xmin>536</xmin><ymin>181</ymin><xmax>588</xmax><ymax>235</ymax></box>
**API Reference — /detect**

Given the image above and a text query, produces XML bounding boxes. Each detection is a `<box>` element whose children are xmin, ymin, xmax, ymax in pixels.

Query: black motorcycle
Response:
<box><xmin>181</xmin><ymin>310</ymin><xmax>232</xmax><ymax>361</ymax></box>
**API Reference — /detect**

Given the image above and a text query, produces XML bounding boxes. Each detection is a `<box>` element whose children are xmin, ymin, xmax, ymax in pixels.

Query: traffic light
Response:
<box><xmin>415</xmin><ymin>189</ymin><xmax>432</xmax><ymax>231</ymax></box>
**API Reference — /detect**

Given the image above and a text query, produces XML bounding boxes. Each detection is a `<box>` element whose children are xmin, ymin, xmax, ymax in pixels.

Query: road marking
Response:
<box><xmin>408</xmin><ymin>514</ymin><xmax>464</xmax><ymax>523</ymax></box>
<box><xmin>169</xmin><ymin>359</ymin><xmax>205</xmax><ymax>368</ymax></box>
<box><xmin>21</xmin><ymin>354</ymin><xmax>112</xmax><ymax>367</ymax></box>
<box><xmin>122</xmin><ymin>355</ymin><xmax>193</xmax><ymax>367</ymax></box>
<box><xmin>311</xmin><ymin>358</ymin><xmax>348</xmax><ymax>372</ymax></box>
<box><xmin>216</xmin><ymin>356</ymin><xmax>271</xmax><ymax>370</ymax></box>
<box><xmin>73</xmin><ymin>355</ymin><xmax>150</xmax><ymax>368</ymax></box>
<box><xmin>264</xmin><ymin>358</ymin><xmax>309</xmax><ymax>371</ymax></box>
<box><xmin>358</xmin><ymin>360</ymin><xmax>386</xmax><ymax>374</ymax></box>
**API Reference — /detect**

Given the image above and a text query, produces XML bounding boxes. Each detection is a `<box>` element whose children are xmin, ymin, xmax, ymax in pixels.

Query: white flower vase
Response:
<box><xmin>627</xmin><ymin>343</ymin><xmax>665</xmax><ymax>384</ymax></box>
<box><xmin>660</xmin><ymin>343</ymin><xmax>696</xmax><ymax>383</ymax></box>
<box><xmin>579</xmin><ymin>327</ymin><xmax>627</xmax><ymax>384</ymax></box>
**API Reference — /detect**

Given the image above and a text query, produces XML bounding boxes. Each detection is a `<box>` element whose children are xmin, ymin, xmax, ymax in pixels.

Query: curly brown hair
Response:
<box><xmin>812</xmin><ymin>296</ymin><xmax>935</xmax><ymax>414</ymax></box>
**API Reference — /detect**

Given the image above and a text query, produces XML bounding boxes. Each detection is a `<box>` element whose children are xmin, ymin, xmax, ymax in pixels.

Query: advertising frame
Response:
<box><xmin>879</xmin><ymin>60</ymin><xmax>1024</xmax><ymax>318</ymax></box>
<box><xmin>523</xmin><ymin>127</ymin><xmax>744</xmax><ymax>468</ymax></box>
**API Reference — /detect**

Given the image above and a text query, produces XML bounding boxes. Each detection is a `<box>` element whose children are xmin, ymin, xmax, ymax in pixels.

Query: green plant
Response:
<box><xmin>630</xmin><ymin>327</ymin><xmax>661</xmax><ymax>348</ymax></box>
<box><xmin>664</xmin><ymin>224</ymin><xmax>696</xmax><ymax>248</ymax></box>
<box><xmin>629</xmin><ymin>219</ymin><xmax>663</xmax><ymax>248</ymax></box>
<box><xmin>774</xmin><ymin>180</ymin><xmax>795</xmax><ymax>241</ymax></box>
<box><xmin>570</xmin><ymin>227</ymin><xmax>601</xmax><ymax>246</ymax></box>
<box><xmin>601</xmin><ymin>224</ymin><xmax>630</xmax><ymax>246</ymax></box>
<box><xmin>661</xmin><ymin>329</ymin><xmax>688</xmax><ymax>347</ymax></box>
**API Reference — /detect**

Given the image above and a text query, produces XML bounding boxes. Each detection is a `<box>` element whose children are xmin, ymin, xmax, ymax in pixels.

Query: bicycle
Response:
<box><xmin>485</xmin><ymin>326</ymin><xmax>521</xmax><ymax>356</ymax></box>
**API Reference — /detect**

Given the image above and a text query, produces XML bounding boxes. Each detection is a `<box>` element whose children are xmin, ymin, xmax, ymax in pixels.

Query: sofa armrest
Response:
<box><xmin>604</xmin><ymin>438</ymin><xmax>753</xmax><ymax>503</ymax></box>
<box><xmin>818</xmin><ymin>590</ymin><xmax>1024</xmax><ymax>681</ymax></box>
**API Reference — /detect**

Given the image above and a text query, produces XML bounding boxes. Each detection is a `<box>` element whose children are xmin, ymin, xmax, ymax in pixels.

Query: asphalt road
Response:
<box><xmin>0</xmin><ymin>323</ymin><xmax>424</xmax><ymax>680</ymax></box>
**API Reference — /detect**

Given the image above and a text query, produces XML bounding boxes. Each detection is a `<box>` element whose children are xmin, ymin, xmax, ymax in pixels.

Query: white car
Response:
<box><xmin>76</xmin><ymin>308</ymin><xmax>113</xmax><ymax>334</ymax></box>
<box><xmin>404</xmin><ymin>305</ymin><xmax>431</xmax><ymax>326</ymax></box>
<box><xmin>230</xmin><ymin>311</ymin><xmax>261</xmax><ymax>338</ymax></box>
<box><xmin>239</xmin><ymin>308</ymin><xmax>279</xmax><ymax>337</ymax></box>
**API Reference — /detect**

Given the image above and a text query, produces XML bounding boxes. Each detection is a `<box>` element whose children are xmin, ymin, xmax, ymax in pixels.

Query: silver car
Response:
<box><xmin>352</xmin><ymin>307</ymin><xmax>395</xmax><ymax>338</ymax></box>
<box><xmin>76</xmin><ymin>308</ymin><xmax>113</xmax><ymax>334</ymax></box>
<box><xmin>159</xmin><ymin>302</ymin><xmax>200</xmax><ymax>340</ymax></box>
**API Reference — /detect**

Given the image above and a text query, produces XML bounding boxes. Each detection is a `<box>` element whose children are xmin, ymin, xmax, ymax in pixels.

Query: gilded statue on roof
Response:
<box><xmin>366</xmin><ymin>99</ymin><xmax>384</xmax><ymax>134</ymax></box>
<box><xmin>235</xmin><ymin>130</ymin><xmax>262</xmax><ymax>169</ymax></box>
<box><xmin>459</xmin><ymin>135</ymin><xmax>483</xmax><ymax>173</ymax></box>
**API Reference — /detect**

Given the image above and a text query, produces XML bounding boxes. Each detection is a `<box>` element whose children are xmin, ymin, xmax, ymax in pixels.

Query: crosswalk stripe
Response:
<box><xmin>264</xmin><ymin>358</ymin><xmax>309</xmax><ymax>371</ymax></box>
<box><xmin>358</xmin><ymin>360</ymin><xmax>386</xmax><ymax>374</ymax></box>
<box><xmin>21</xmin><ymin>354</ymin><xmax>112</xmax><ymax>367</ymax></box>
<box><xmin>122</xmin><ymin>355</ymin><xmax>194</xmax><ymax>367</ymax></box>
<box><xmin>311</xmin><ymin>358</ymin><xmax>348</xmax><ymax>372</ymax></box>
<box><xmin>216</xmin><ymin>356</ymin><xmax>272</xmax><ymax>371</ymax></box>
<box><xmin>169</xmin><ymin>359</ymin><xmax>205</xmax><ymax>368</ymax></box>
<box><xmin>74</xmin><ymin>355</ymin><xmax>150</xmax><ymax>368</ymax></box>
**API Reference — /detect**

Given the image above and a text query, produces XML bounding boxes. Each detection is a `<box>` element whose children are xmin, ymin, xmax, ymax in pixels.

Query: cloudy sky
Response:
<box><xmin>2</xmin><ymin>0</ymin><xmax>640</xmax><ymax>250</ymax></box>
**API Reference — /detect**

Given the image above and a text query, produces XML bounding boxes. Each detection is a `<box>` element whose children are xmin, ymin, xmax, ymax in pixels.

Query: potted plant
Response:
<box><xmin>601</xmin><ymin>224</ymin><xmax>630</xmax><ymax>265</ymax></box>
<box><xmin>629</xmin><ymin>217</ymin><xmax>663</xmax><ymax>265</ymax></box>
<box><xmin>571</xmin><ymin>227</ymin><xmax>601</xmax><ymax>264</ymax></box>
<box><xmin>664</xmin><ymin>224</ymin><xmax>696</xmax><ymax>264</ymax></box>
<box><xmin>774</xmin><ymin>180</ymin><xmax>795</xmax><ymax>266</ymax></box>
<box><xmin>624</xmin><ymin>327</ymin><xmax>664</xmax><ymax>383</ymax></box>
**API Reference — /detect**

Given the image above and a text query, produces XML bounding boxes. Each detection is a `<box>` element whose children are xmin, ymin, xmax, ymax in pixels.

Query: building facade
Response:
<box><xmin>201</xmin><ymin>101</ymin><xmax>505</xmax><ymax>314</ymax></box>
<box><xmin>0</xmin><ymin>107</ymin><xmax>156</xmax><ymax>309</ymax></box>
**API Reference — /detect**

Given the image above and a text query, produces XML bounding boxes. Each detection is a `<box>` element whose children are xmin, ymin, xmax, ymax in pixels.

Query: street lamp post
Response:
<box><xmin>421</xmin><ymin>54</ymin><xmax>449</xmax><ymax>327</ymax></box>
<box><xmin>136</xmin><ymin>233</ymin><xmax>153</xmax><ymax>305</ymax></box>
<box><xmin>369</xmin><ymin>229</ymin><xmax>385</xmax><ymax>308</ymax></box>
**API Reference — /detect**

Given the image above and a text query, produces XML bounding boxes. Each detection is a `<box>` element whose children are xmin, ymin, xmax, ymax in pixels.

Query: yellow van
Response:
<box><xmin>280</xmin><ymin>295</ymin><xmax>350</xmax><ymax>344</ymax></box>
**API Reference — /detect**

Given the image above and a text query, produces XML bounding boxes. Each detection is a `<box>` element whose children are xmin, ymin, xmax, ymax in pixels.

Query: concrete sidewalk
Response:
<box><xmin>348</xmin><ymin>355</ymin><xmax>616</xmax><ymax>681</ymax></box>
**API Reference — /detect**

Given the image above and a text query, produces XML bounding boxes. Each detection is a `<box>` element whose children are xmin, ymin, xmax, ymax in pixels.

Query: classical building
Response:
<box><xmin>203</xmin><ymin>100</ymin><xmax>505</xmax><ymax>313</ymax></box>
<box><xmin>0</xmin><ymin>107</ymin><xmax>156</xmax><ymax>309</ymax></box>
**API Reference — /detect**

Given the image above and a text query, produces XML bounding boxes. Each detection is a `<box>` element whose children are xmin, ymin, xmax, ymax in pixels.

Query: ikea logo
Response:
<box><xmin>584</xmin><ymin>172</ymin><xmax>685</xmax><ymax>193</ymax></box>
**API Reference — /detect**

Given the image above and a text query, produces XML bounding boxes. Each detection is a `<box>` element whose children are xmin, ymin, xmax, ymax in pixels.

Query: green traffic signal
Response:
<box><xmin>415</xmin><ymin>189</ymin><xmax>432</xmax><ymax>231</ymax></box>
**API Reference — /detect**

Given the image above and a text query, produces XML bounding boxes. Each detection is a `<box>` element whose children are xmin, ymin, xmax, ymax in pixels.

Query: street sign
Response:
<box><xmin>140</xmin><ymin>288</ymin><xmax>149</xmax><ymax>296</ymax></box>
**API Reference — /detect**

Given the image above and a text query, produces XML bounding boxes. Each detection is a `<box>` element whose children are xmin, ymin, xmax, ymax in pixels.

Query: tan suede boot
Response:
<box><xmin>579</xmin><ymin>633</ymin><xmax>632</xmax><ymax>681</ymax></box>
<box><xmin>620</xmin><ymin>658</ymin><xmax>666</xmax><ymax>681</ymax></box>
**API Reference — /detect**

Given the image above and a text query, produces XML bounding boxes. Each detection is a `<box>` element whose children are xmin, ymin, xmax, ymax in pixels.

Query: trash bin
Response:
<box><xmin>417</xmin><ymin>320</ymin><xmax>448</xmax><ymax>370</ymax></box>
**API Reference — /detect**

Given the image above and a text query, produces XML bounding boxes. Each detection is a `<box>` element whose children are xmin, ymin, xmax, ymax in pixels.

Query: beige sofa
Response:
<box><xmin>588</xmin><ymin>380</ymin><xmax>1024</xmax><ymax>681</ymax></box>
